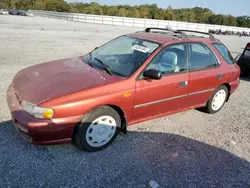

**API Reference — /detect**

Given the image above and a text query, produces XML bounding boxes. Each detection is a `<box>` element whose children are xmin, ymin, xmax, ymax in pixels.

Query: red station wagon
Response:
<box><xmin>7</xmin><ymin>28</ymin><xmax>240</xmax><ymax>152</ymax></box>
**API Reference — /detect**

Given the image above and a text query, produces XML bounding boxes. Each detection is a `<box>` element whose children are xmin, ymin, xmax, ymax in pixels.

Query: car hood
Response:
<box><xmin>12</xmin><ymin>57</ymin><xmax>123</xmax><ymax>105</ymax></box>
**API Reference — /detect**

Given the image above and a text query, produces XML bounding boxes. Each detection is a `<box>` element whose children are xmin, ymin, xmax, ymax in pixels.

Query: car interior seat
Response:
<box><xmin>156</xmin><ymin>51</ymin><xmax>179</xmax><ymax>73</ymax></box>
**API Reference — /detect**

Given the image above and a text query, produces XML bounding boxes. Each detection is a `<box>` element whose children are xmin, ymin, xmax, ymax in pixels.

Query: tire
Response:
<box><xmin>74</xmin><ymin>106</ymin><xmax>121</xmax><ymax>152</ymax></box>
<box><xmin>205</xmin><ymin>85</ymin><xmax>228</xmax><ymax>114</ymax></box>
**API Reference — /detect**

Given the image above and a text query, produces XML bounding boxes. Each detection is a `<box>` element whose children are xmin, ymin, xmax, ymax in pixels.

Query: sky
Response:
<box><xmin>65</xmin><ymin>0</ymin><xmax>250</xmax><ymax>16</ymax></box>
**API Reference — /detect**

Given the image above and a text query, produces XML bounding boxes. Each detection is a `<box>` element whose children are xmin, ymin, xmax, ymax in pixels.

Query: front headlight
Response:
<box><xmin>21</xmin><ymin>101</ymin><xmax>54</xmax><ymax>119</ymax></box>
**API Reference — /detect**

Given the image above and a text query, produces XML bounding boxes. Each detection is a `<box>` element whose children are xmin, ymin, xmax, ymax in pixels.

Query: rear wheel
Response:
<box><xmin>74</xmin><ymin>106</ymin><xmax>121</xmax><ymax>152</ymax></box>
<box><xmin>205</xmin><ymin>85</ymin><xmax>228</xmax><ymax>114</ymax></box>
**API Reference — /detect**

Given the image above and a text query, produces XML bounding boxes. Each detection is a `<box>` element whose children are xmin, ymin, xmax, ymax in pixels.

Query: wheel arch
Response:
<box><xmin>73</xmin><ymin>104</ymin><xmax>128</xmax><ymax>140</ymax></box>
<box><xmin>107</xmin><ymin>104</ymin><xmax>128</xmax><ymax>134</ymax></box>
<box><xmin>221</xmin><ymin>83</ymin><xmax>231</xmax><ymax>102</ymax></box>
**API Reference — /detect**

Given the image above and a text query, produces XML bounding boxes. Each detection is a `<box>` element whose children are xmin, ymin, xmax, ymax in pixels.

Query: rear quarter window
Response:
<box><xmin>213</xmin><ymin>43</ymin><xmax>234</xmax><ymax>64</ymax></box>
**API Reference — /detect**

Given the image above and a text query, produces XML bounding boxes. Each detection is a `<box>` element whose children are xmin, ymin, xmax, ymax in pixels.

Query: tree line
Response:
<box><xmin>1</xmin><ymin>0</ymin><xmax>250</xmax><ymax>28</ymax></box>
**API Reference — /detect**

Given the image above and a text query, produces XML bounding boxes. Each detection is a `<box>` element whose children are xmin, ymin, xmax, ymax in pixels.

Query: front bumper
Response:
<box><xmin>6</xmin><ymin>84</ymin><xmax>81</xmax><ymax>145</ymax></box>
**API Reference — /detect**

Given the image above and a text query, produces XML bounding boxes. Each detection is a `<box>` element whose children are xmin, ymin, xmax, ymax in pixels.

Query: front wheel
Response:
<box><xmin>74</xmin><ymin>106</ymin><xmax>121</xmax><ymax>152</ymax></box>
<box><xmin>205</xmin><ymin>85</ymin><xmax>228</xmax><ymax>114</ymax></box>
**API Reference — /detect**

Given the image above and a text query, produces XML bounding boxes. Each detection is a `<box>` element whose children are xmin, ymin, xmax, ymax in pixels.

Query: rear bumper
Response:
<box><xmin>229</xmin><ymin>79</ymin><xmax>240</xmax><ymax>95</ymax></box>
<box><xmin>6</xmin><ymin>84</ymin><xmax>81</xmax><ymax>145</ymax></box>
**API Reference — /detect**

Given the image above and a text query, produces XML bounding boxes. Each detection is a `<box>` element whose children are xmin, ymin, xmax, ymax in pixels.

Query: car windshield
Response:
<box><xmin>83</xmin><ymin>36</ymin><xmax>159</xmax><ymax>77</ymax></box>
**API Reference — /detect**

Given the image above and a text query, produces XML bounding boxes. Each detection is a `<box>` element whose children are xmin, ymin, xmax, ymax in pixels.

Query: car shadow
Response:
<box><xmin>0</xmin><ymin>119</ymin><xmax>249</xmax><ymax>188</ymax></box>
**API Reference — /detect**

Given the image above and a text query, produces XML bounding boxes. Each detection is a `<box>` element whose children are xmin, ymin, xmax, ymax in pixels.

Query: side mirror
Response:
<box><xmin>143</xmin><ymin>69</ymin><xmax>162</xmax><ymax>80</ymax></box>
<box><xmin>94</xmin><ymin>47</ymin><xmax>98</xmax><ymax>50</ymax></box>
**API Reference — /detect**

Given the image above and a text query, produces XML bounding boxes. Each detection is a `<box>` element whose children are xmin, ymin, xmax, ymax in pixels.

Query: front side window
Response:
<box><xmin>213</xmin><ymin>43</ymin><xmax>234</xmax><ymax>64</ymax></box>
<box><xmin>189</xmin><ymin>43</ymin><xmax>218</xmax><ymax>71</ymax></box>
<box><xmin>146</xmin><ymin>44</ymin><xmax>187</xmax><ymax>74</ymax></box>
<box><xmin>83</xmin><ymin>36</ymin><xmax>159</xmax><ymax>77</ymax></box>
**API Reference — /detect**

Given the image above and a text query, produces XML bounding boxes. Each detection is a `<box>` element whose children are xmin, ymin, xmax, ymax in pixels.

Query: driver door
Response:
<box><xmin>132</xmin><ymin>43</ymin><xmax>190</xmax><ymax>122</ymax></box>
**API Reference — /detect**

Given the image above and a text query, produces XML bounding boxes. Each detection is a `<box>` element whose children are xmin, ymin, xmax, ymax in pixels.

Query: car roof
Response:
<box><xmin>127</xmin><ymin>28</ymin><xmax>219</xmax><ymax>45</ymax></box>
<box><xmin>127</xmin><ymin>32</ymin><xmax>176</xmax><ymax>44</ymax></box>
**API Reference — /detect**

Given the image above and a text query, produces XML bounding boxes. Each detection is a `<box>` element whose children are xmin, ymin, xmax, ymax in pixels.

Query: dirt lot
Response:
<box><xmin>0</xmin><ymin>15</ymin><xmax>250</xmax><ymax>188</ymax></box>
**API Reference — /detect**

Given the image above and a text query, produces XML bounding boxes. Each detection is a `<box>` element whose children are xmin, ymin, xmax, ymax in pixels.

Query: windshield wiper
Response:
<box><xmin>86</xmin><ymin>52</ymin><xmax>94</xmax><ymax>67</ymax></box>
<box><xmin>94</xmin><ymin>57</ymin><xmax>113</xmax><ymax>76</ymax></box>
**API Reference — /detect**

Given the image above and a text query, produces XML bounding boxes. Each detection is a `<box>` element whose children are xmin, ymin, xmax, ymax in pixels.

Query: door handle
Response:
<box><xmin>217</xmin><ymin>74</ymin><xmax>223</xmax><ymax>79</ymax></box>
<box><xmin>179</xmin><ymin>81</ymin><xmax>188</xmax><ymax>87</ymax></box>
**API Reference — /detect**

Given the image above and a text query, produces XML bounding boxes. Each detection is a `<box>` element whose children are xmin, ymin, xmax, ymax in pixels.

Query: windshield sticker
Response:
<box><xmin>132</xmin><ymin>45</ymin><xmax>150</xmax><ymax>53</ymax></box>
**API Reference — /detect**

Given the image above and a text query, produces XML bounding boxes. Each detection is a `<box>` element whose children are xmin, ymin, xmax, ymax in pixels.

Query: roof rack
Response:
<box><xmin>176</xmin><ymin>30</ymin><xmax>216</xmax><ymax>40</ymax></box>
<box><xmin>144</xmin><ymin>28</ymin><xmax>216</xmax><ymax>41</ymax></box>
<box><xmin>145</xmin><ymin>27</ymin><xmax>188</xmax><ymax>39</ymax></box>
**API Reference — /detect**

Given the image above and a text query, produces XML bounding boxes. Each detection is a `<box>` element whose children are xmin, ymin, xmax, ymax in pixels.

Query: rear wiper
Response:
<box><xmin>94</xmin><ymin>57</ymin><xmax>113</xmax><ymax>76</ymax></box>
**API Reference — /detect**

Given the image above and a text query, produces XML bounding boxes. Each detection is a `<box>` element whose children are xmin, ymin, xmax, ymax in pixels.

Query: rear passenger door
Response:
<box><xmin>187</xmin><ymin>43</ymin><xmax>223</xmax><ymax>107</ymax></box>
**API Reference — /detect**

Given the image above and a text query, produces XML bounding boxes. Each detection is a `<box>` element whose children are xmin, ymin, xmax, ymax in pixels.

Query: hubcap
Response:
<box><xmin>86</xmin><ymin>116</ymin><xmax>116</xmax><ymax>147</ymax></box>
<box><xmin>211</xmin><ymin>89</ymin><xmax>226</xmax><ymax>111</ymax></box>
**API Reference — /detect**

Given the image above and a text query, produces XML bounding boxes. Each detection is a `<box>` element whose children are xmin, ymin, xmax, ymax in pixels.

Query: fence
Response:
<box><xmin>29</xmin><ymin>10</ymin><xmax>250</xmax><ymax>33</ymax></box>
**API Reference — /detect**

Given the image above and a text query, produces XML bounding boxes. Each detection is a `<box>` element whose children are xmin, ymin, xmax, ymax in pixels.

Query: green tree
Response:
<box><xmin>203</xmin><ymin>11</ymin><xmax>214</xmax><ymax>23</ymax></box>
<box><xmin>15</xmin><ymin>0</ymin><xmax>32</xmax><ymax>10</ymax></box>
<box><xmin>88</xmin><ymin>2</ymin><xmax>103</xmax><ymax>15</ymax></box>
<box><xmin>138</xmin><ymin>5</ymin><xmax>149</xmax><ymax>18</ymax></box>
<box><xmin>1</xmin><ymin>1</ymin><xmax>249</xmax><ymax>28</ymax></box>
<box><xmin>44</xmin><ymin>0</ymin><xmax>70</xmax><ymax>12</ymax></box>
<box><xmin>102</xmin><ymin>5</ymin><xmax>109</xmax><ymax>15</ymax></box>
<box><xmin>127</xmin><ymin>9</ymin><xmax>135</xmax><ymax>17</ymax></box>
<box><xmin>135</xmin><ymin>9</ymin><xmax>140</xmax><ymax>18</ymax></box>
<box><xmin>236</xmin><ymin>16</ymin><xmax>250</xmax><ymax>27</ymax></box>
<box><xmin>148</xmin><ymin>4</ymin><xmax>158</xmax><ymax>19</ymax></box>
<box><xmin>208</xmin><ymin>14</ymin><xmax>224</xmax><ymax>25</ymax></box>
<box><xmin>164</xmin><ymin>6</ymin><xmax>175</xmax><ymax>20</ymax></box>
<box><xmin>227</xmin><ymin>15</ymin><xmax>237</xmax><ymax>26</ymax></box>
<box><xmin>35</xmin><ymin>0</ymin><xmax>45</xmax><ymax>10</ymax></box>
<box><xmin>222</xmin><ymin>15</ymin><xmax>237</xmax><ymax>26</ymax></box>
<box><xmin>11</xmin><ymin>0</ymin><xmax>16</xmax><ymax>9</ymax></box>
<box><xmin>0</xmin><ymin>2</ymin><xmax>7</xmax><ymax>8</ymax></box>
<box><xmin>117</xmin><ymin>7</ymin><xmax>127</xmax><ymax>17</ymax></box>
<box><xmin>107</xmin><ymin>6</ymin><xmax>118</xmax><ymax>16</ymax></box>
<box><xmin>155</xmin><ymin>9</ymin><xmax>164</xmax><ymax>20</ymax></box>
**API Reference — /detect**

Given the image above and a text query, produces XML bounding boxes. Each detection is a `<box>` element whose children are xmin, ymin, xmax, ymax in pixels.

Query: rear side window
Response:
<box><xmin>213</xmin><ymin>43</ymin><xmax>234</xmax><ymax>64</ymax></box>
<box><xmin>189</xmin><ymin>43</ymin><xmax>218</xmax><ymax>71</ymax></box>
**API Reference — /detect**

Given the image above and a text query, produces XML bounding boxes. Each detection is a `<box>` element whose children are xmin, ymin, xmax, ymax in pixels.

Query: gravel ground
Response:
<box><xmin>0</xmin><ymin>15</ymin><xmax>250</xmax><ymax>188</ymax></box>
